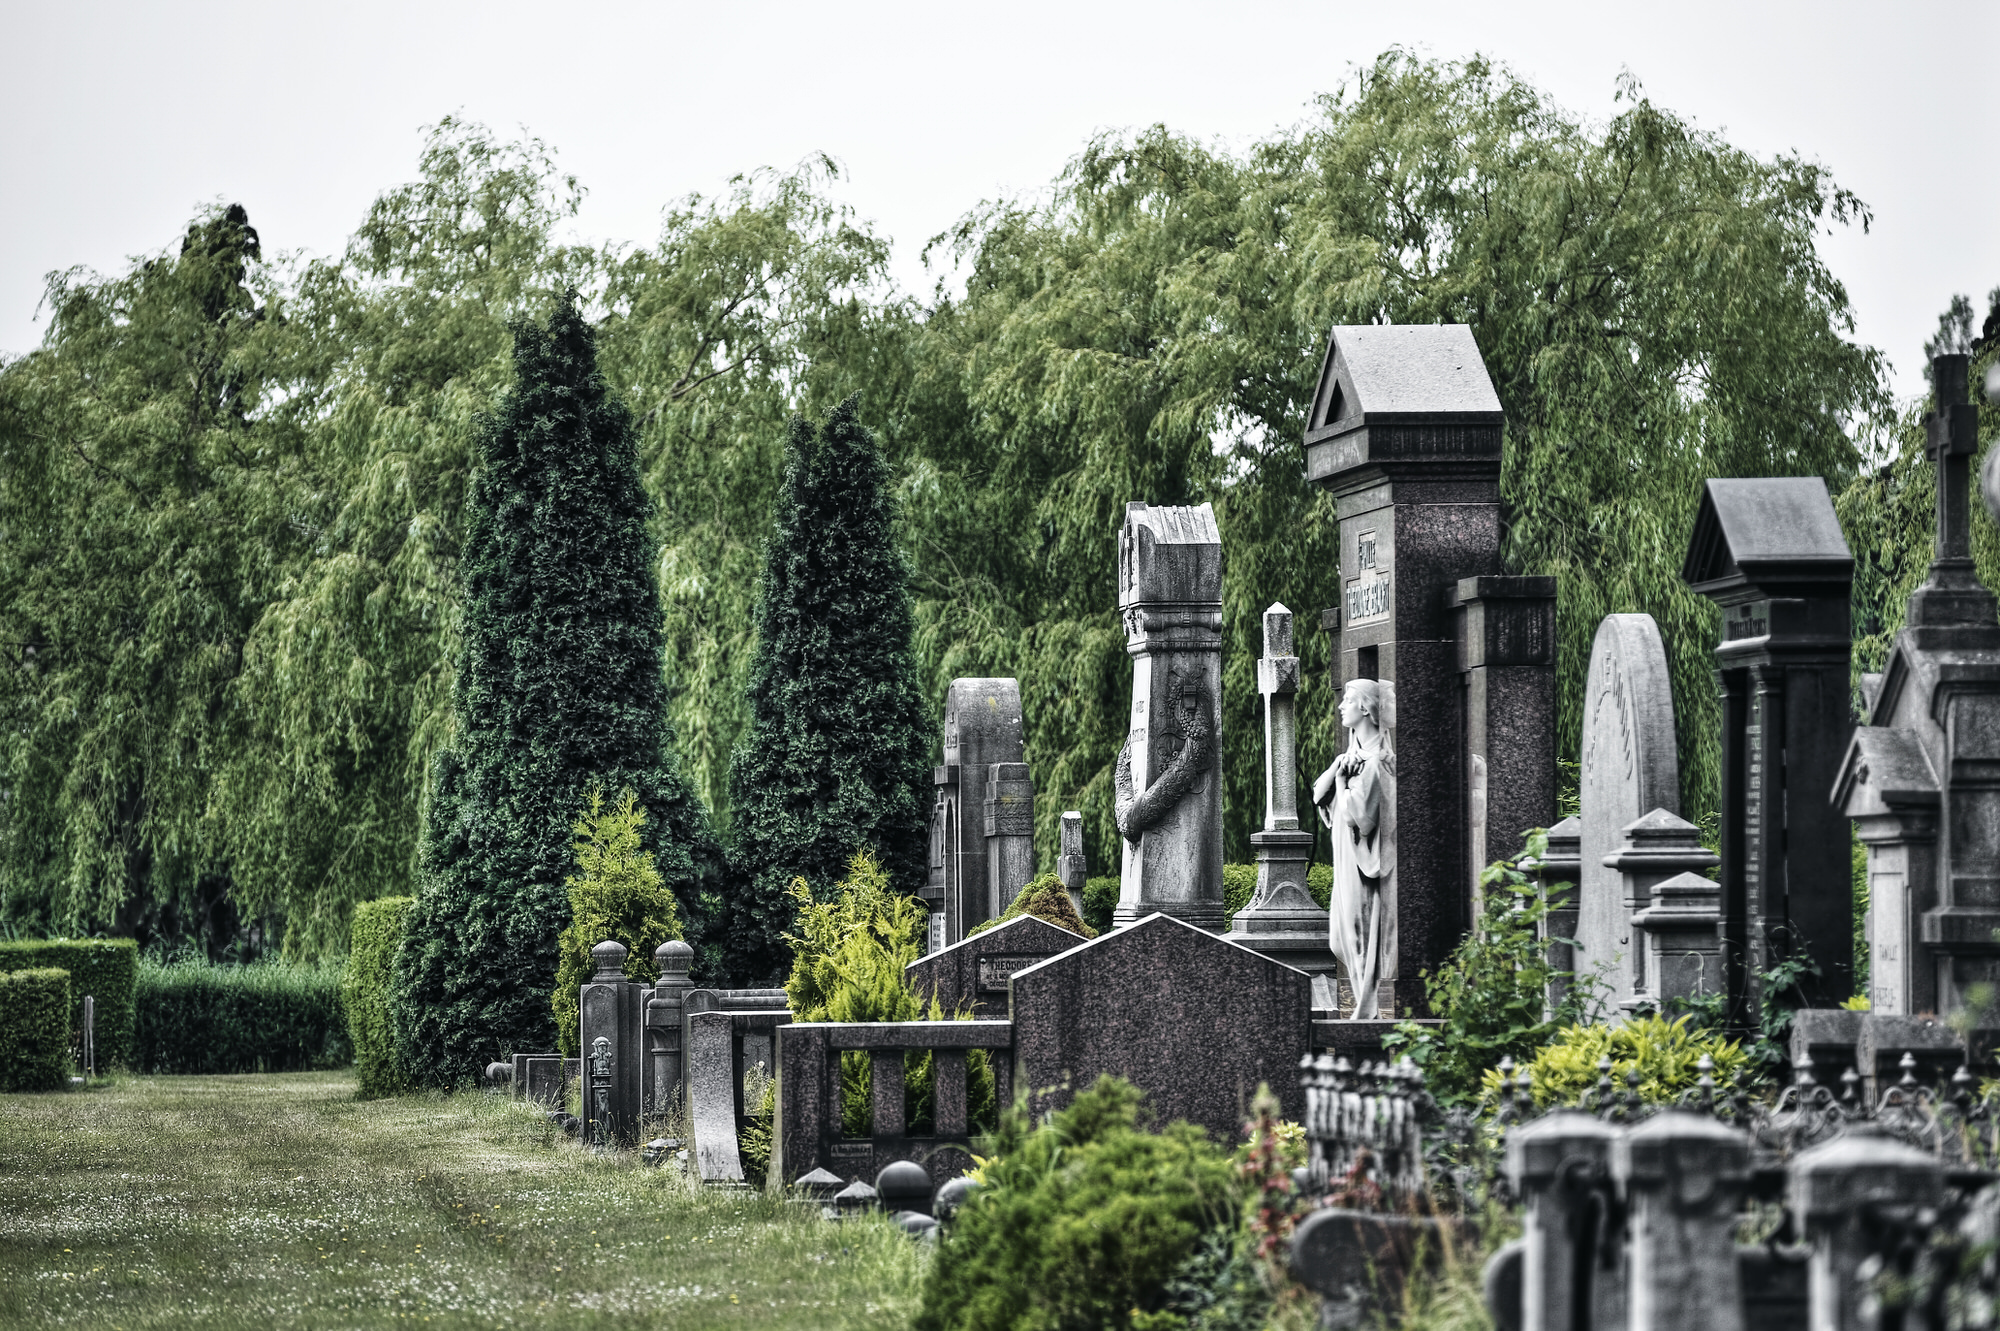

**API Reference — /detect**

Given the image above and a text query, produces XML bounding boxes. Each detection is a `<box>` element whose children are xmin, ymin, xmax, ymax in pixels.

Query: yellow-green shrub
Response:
<box><xmin>551</xmin><ymin>788</ymin><xmax>684</xmax><ymax>1058</ymax></box>
<box><xmin>343</xmin><ymin>897</ymin><xmax>413</xmax><ymax>1098</ymax></box>
<box><xmin>968</xmin><ymin>873</ymin><xmax>1097</xmax><ymax>939</ymax></box>
<box><xmin>0</xmin><ymin>967</ymin><xmax>71</xmax><ymax>1091</ymax></box>
<box><xmin>1484</xmin><ymin>1013</ymin><xmax>1751</xmax><ymax>1110</ymax></box>
<box><xmin>0</xmin><ymin>939</ymin><xmax>136</xmax><ymax>1069</ymax></box>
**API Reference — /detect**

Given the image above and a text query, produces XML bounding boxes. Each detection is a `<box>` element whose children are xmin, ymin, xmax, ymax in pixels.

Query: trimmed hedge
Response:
<box><xmin>0</xmin><ymin>939</ymin><xmax>137</xmax><ymax>1069</ymax></box>
<box><xmin>135</xmin><ymin>959</ymin><xmax>349</xmax><ymax>1074</ymax></box>
<box><xmin>0</xmin><ymin>967</ymin><xmax>72</xmax><ymax>1091</ymax></box>
<box><xmin>343</xmin><ymin>897</ymin><xmax>413</xmax><ymax>1097</ymax></box>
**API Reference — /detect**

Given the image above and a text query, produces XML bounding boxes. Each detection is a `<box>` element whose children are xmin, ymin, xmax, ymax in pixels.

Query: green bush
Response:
<box><xmin>968</xmin><ymin>873</ymin><xmax>1097</xmax><ymax>940</ymax></box>
<box><xmin>0</xmin><ymin>938</ymin><xmax>137</xmax><ymax>1069</ymax></box>
<box><xmin>1485</xmin><ymin>1014</ymin><xmax>1752</xmax><ymax>1110</ymax></box>
<box><xmin>0</xmin><ymin>967</ymin><xmax>72</xmax><ymax>1091</ymax></box>
<box><xmin>136</xmin><ymin>959</ymin><xmax>350</xmax><ymax>1074</ymax></box>
<box><xmin>343</xmin><ymin>897</ymin><xmax>413</xmax><ymax>1098</ymax></box>
<box><xmin>915</xmin><ymin>1074</ymin><xmax>1239</xmax><ymax>1331</ymax></box>
<box><xmin>785</xmin><ymin>850</ymin><xmax>995</xmax><ymax>1141</ymax></box>
<box><xmin>552</xmin><ymin>788</ymin><xmax>684</xmax><ymax>1057</ymax></box>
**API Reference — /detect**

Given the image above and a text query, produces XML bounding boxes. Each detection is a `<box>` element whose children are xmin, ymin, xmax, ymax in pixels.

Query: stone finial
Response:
<box><xmin>591</xmin><ymin>940</ymin><xmax>629</xmax><ymax>982</ymax></box>
<box><xmin>1057</xmin><ymin>812</ymin><xmax>1087</xmax><ymax>892</ymax></box>
<box><xmin>654</xmin><ymin>939</ymin><xmax>694</xmax><ymax>981</ymax></box>
<box><xmin>1262</xmin><ymin>603</ymin><xmax>1294</xmax><ymax>660</ymax></box>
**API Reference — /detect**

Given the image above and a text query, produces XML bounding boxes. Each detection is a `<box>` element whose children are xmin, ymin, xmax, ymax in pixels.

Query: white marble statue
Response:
<box><xmin>1312</xmin><ymin>678</ymin><xmax>1397</xmax><ymax>1019</ymax></box>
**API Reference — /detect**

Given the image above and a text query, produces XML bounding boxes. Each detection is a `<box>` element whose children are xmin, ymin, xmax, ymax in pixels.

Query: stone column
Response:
<box><xmin>1452</xmin><ymin>575</ymin><xmax>1558</xmax><ymax>881</ymax></box>
<box><xmin>931</xmin><ymin>678</ymin><xmax>1028</xmax><ymax>946</ymax></box>
<box><xmin>645</xmin><ymin>940</ymin><xmax>694</xmax><ymax>1117</ymax></box>
<box><xmin>1227</xmin><ymin>604</ymin><xmax>1332</xmax><ymax>974</ymax></box>
<box><xmin>1599</xmin><ymin>810</ymin><xmax>1719</xmax><ymax>1017</ymax></box>
<box><xmin>1615</xmin><ymin>1112</ymin><xmax>1750</xmax><ymax>1331</ymax></box>
<box><xmin>1835</xmin><ymin>727</ymin><xmax>1940</xmax><ymax>1015</ymax></box>
<box><xmin>1056</xmin><ymin>811</ymin><xmax>1088</xmax><ymax>920</ymax></box>
<box><xmin>1529</xmin><ymin>816</ymin><xmax>1581</xmax><ymax>1018</ymax></box>
<box><xmin>983</xmin><ymin>761</ymin><xmax>1036</xmax><ymax>919</ymax></box>
<box><xmin>1504</xmin><ymin>1110</ymin><xmax>1624</xmax><ymax>1331</ymax></box>
<box><xmin>577</xmin><ymin>940</ymin><xmax>643</xmax><ymax>1147</ymax></box>
<box><xmin>1113</xmin><ymin>502</ymin><xmax>1226</xmax><ymax>931</ymax></box>
<box><xmin>1790</xmin><ymin>1130</ymin><xmax>1944</xmax><ymax>1331</ymax></box>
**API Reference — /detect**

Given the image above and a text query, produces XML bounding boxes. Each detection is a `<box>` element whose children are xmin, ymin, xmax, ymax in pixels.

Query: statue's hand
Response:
<box><xmin>1311</xmin><ymin>763</ymin><xmax>1338</xmax><ymax>808</ymax></box>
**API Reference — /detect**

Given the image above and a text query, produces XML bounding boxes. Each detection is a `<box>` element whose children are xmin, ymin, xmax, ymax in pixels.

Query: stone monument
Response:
<box><xmin>1575</xmin><ymin>614</ymin><xmax>1679</xmax><ymax>1010</ymax></box>
<box><xmin>1684</xmin><ymin>475</ymin><xmax>1856</xmax><ymax>1019</ymax></box>
<box><xmin>1834</xmin><ymin>354</ymin><xmax>2000</xmax><ymax>1019</ymax></box>
<box><xmin>1056</xmin><ymin>810</ymin><xmax>1088</xmax><ymax>919</ymax></box>
<box><xmin>1451</xmin><ymin>576</ymin><xmax>1558</xmax><ymax>886</ymax></box>
<box><xmin>1302</xmin><ymin>323</ymin><xmax>1538</xmax><ymax>1015</ymax></box>
<box><xmin>922</xmin><ymin>678</ymin><xmax>1033</xmax><ymax>951</ymax></box>
<box><xmin>1226</xmin><ymin>604</ymin><xmax>1334</xmax><ymax>978</ymax></box>
<box><xmin>577</xmin><ymin>940</ymin><xmax>644</xmax><ymax>1147</ymax></box>
<box><xmin>1113</xmin><ymin>501</ymin><xmax>1226</xmax><ymax>931</ymax></box>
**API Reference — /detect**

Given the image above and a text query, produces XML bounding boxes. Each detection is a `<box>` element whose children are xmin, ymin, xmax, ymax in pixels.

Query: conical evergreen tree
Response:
<box><xmin>723</xmin><ymin>395</ymin><xmax>931</xmax><ymax>982</ymax></box>
<box><xmin>391</xmin><ymin>292</ymin><xmax>718</xmax><ymax>1086</ymax></box>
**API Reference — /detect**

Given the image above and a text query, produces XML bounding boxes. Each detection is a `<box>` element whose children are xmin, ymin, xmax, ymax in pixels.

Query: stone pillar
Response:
<box><xmin>645</xmin><ymin>940</ymin><xmax>694</xmax><ymax>1116</ymax></box>
<box><xmin>983</xmin><ymin>761</ymin><xmax>1036</xmax><ymax>919</ymax></box>
<box><xmin>1228</xmin><ymin>604</ymin><xmax>1332</xmax><ymax>975</ymax></box>
<box><xmin>1684</xmin><ymin>475</ymin><xmax>1856</xmax><ymax>1019</ymax></box>
<box><xmin>1113</xmin><ymin>502</ymin><xmax>1225</xmax><ymax>931</ymax></box>
<box><xmin>1790</xmin><ymin>1130</ymin><xmax>1944</xmax><ymax>1331</ymax></box>
<box><xmin>1504</xmin><ymin>1110</ymin><xmax>1624</xmax><ymax>1331</ymax></box>
<box><xmin>926</xmin><ymin>678</ymin><xmax>1028</xmax><ymax>949</ymax></box>
<box><xmin>1302</xmin><ymin>324</ymin><xmax>1507</xmax><ymax>1014</ymax></box>
<box><xmin>1834</xmin><ymin>728</ymin><xmax>1939</xmax><ymax>1016</ymax></box>
<box><xmin>1529</xmin><ymin>816</ymin><xmax>1581</xmax><ymax>1018</ymax></box>
<box><xmin>1056</xmin><ymin>811</ymin><xmax>1088</xmax><ymax>919</ymax></box>
<box><xmin>1600</xmin><ymin>810</ymin><xmax>1721</xmax><ymax>1016</ymax></box>
<box><xmin>577</xmin><ymin>940</ymin><xmax>642</xmax><ymax>1147</ymax></box>
<box><xmin>1615</xmin><ymin>1112</ymin><xmax>1750</xmax><ymax>1331</ymax></box>
<box><xmin>1452</xmin><ymin>575</ymin><xmax>1558</xmax><ymax>881</ymax></box>
<box><xmin>1633</xmin><ymin>872</ymin><xmax>1724</xmax><ymax>1012</ymax></box>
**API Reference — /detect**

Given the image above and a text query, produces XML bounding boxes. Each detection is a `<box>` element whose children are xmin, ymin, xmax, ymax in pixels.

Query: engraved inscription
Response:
<box><xmin>1345</xmin><ymin>570</ymin><xmax>1391</xmax><ymax>627</ymax></box>
<box><xmin>1357</xmin><ymin>530</ymin><xmax>1378</xmax><ymax>570</ymax></box>
<box><xmin>977</xmin><ymin>956</ymin><xmax>1039</xmax><ymax>993</ymax></box>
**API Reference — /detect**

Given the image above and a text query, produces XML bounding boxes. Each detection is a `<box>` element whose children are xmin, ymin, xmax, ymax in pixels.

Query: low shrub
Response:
<box><xmin>1487</xmin><ymin>1013</ymin><xmax>1752</xmax><ymax>1110</ymax></box>
<box><xmin>135</xmin><ymin>959</ymin><xmax>349</xmax><ymax>1074</ymax></box>
<box><xmin>552</xmin><ymin>788</ymin><xmax>685</xmax><ymax>1058</ymax></box>
<box><xmin>0</xmin><ymin>967</ymin><xmax>71</xmax><ymax>1091</ymax></box>
<box><xmin>915</xmin><ymin>1074</ymin><xmax>1240</xmax><ymax>1331</ymax></box>
<box><xmin>1082</xmin><ymin>877</ymin><xmax>1119</xmax><ymax>934</ymax></box>
<box><xmin>343</xmin><ymin>897</ymin><xmax>413</xmax><ymax>1098</ymax></box>
<box><xmin>0</xmin><ymin>938</ymin><xmax>137</xmax><ymax>1069</ymax></box>
<box><xmin>969</xmin><ymin>873</ymin><xmax>1097</xmax><ymax>939</ymax></box>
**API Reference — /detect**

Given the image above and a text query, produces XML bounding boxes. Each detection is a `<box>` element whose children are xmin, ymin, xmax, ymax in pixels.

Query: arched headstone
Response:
<box><xmin>1576</xmin><ymin>615</ymin><xmax>1679</xmax><ymax>1010</ymax></box>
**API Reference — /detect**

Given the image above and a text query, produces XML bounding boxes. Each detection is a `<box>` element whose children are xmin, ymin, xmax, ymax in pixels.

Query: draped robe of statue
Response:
<box><xmin>1317</xmin><ymin>693</ymin><xmax>1396</xmax><ymax>1020</ymax></box>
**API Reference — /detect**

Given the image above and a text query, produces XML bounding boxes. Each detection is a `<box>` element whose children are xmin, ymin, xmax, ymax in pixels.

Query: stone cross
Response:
<box><xmin>1258</xmin><ymin>604</ymin><xmax>1302</xmax><ymax>830</ymax></box>
<box><xmin>1909</xmin><ymin>353</ymin><xmax>1992</xmax><ymax>626</ymax></box>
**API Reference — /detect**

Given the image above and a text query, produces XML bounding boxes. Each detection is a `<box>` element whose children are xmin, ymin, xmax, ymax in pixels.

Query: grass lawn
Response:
<box><xmin>0</xmin><ymin>1071</ymin><xmax>925</xmax><ymax>1329</ymax></box>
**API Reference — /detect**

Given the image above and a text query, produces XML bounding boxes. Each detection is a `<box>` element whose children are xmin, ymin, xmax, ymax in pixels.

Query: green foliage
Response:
<box><xmin>0</xmin><ymin>938</ymin><xmax>136</xmax><ymax>1069</ymax></box>
<box><xmin>1485</xmin><ymin>1014</ymin><xmax>1750</xmax><ymax>1110</ymax></box>
<box><xmin>915</xmin><ymin>1075</ymin><xmax>1239</xmax><ymax>1331</ymax></box>
<box><xmin>1082</xmin><ymin>877</ymin><xmax>1120</xmax><ymax>935</ymax></box>
<box><xmin>551</xmin><ymin>788</ymin><xmax>685</xmax><ymax>1057</ymax></box>
<box><xmin>391</xmin><ymin>291</ymin><xmax>718</xmax><ymax>1088</ymax></box>
<box><xmin>0</xmin><ymin>967</ymin><xmax>71</xmax><ymax>1091</ymax></box>
<box><xmin>1386</xmin><ymin>832</ymin><xmax>1586</xmax><ymax>1105</ymax></box>
<box><xmin>724</xmin><ymin>396</ymin><xmax>931</xmax><ymax>984</ymax></box>
<box><xmin>341</xmin><ymin>897</ymin><xmax>413</xmax><ymax>1098</ymax></box>
<box><xmin>784</xmin><ymin>850</ymin><xmax>995</xmax><ymax>1138</ymax></box>
<box><xmin>968</xmin><ymin>873</ymin><xmax>1098</xmax><ymax>940</ymax></box>
<box><xmin>135</xmin><ymin>958</ymin><xmax>348</xmax><ymax>1073</ymax></box>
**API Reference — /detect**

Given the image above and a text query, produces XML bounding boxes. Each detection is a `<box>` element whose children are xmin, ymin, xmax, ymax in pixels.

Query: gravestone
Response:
<box><xmin>577</xmin><ymin>940</ymin><xmax>644</xmax><ymax>1147</ymax></box>
<box><xmin>922</xmin><ymin>678</ymin><xmax>1031</xmax><ymax>950</ymax></box>
<box><xmin>904</xmin><ymin>914</ymin><xmax>1088</xmax><ymax>1020</ymax></box>
<box><xmin>1451</xmin><ymin>576</ymin><xmax>1558</xmax><ymax>882</ymax></box>
<box><xmin>984</xmin><ymin>762</ymin><xmax>1035</xmax><ymax>919</ymax></box>
<box><xmin>1056</xmin><ymin>811</ymin><xmax>1088</xmax><ymax>919</ymax></box>
<box><xmin>1575</xmin><ymin>615</ymin><xmax>1679</xmax><ymax>1013</ymax></box>
<box><xmin>1685</xmin><ymin>475</ymin><xmax>1855</xmax><ymax>1019</ymax></box>
<box><xmin>644</xmin><ymin>940</ymin><xmax>694</xmax><ymax>1115</ymax></box>
<box><xmin>1227</xmin><ymin>603</ymin><xmax>1334</xmax><ymax>977</ymax></box>
<box><xmin>1114</xmin><ymin>503</ymin><xmax>1227</xmax><ymax>930</ymax></box>
<box><xmin>1834</xmin><ymin>355</ymin><xmax>2000</xmax><ymax>1021</ymax></box>
<box><xmin>1601</xmin><ymin>810</ymin><xmax>1720</xmax><ymax>1014</ymax></box>
<box><xmin>1302</xmin><ymin>323</ymin><xmax>1508</xmax><ymax>1014</ymax></box>
<box><xmin>1009</xmin><ymin>912</ymin><xmax>1310</xmax><ymax>1138</ymax></box>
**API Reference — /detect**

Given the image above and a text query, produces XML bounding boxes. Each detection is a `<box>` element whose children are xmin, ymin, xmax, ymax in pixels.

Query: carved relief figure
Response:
<box><xmin>1115</xmin><ymin>674</ymin><xmax>1214</xmax><ymax>844</ymax></box>
<box><xmin>1313</xmin><ymin>679</ymin><xmax>1397</xmax><ymax>1019</ymax></box>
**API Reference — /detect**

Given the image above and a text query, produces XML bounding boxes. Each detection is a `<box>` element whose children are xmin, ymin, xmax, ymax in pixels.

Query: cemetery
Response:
<box><xmin>3</xmin><ymin>40</ymin><xmax>1999</xmax><ymax>1331</ymax></box>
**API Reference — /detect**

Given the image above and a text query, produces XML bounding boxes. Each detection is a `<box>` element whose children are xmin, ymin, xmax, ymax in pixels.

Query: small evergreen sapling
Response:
<box><xmin>550</xmin><ymin>788</ymin><xmax>684</xmax><ymax>1057</ymax></box>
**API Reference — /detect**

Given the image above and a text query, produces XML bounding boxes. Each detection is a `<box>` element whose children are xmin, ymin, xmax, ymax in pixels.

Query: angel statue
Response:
<box><xmin>1311</xmin><ymin>678</ymin><xmax>1396</xmax><ymax>1020</ymax></box>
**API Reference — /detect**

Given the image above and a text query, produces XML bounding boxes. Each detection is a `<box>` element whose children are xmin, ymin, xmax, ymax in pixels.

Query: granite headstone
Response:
<box><xmin>923</xmin><ymin>678</ymin><xmax>1030</xmax><ymax>949</ymax></box>
<box><xmin>903</xmin><ymin>914</ymin><xmax>1088</xmax><ymax>1021</ymax></box>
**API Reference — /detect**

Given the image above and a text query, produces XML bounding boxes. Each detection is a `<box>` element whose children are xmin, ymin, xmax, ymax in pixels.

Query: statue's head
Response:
<box><xmin>1340</xmin><ymin>678</ymin><xmax>1394</xmax><ymax>732</ymax></box>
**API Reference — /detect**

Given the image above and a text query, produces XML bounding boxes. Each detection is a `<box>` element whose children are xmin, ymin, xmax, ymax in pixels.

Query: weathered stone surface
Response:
<box><xmin>1791</xmin><ymin>1131</ymin><xmax>1944</xmax><ymax>1331</ymax></box>
<box><xmin>577</xmin><ymin>941</ymin><xmax>644</xmax><ymax>1147</ymax></box>
<box><xmin>1290</xmin><ymin>1209</ymin><xmax>1445</xmax><ymax>1330</ymax></box>
<box><xmin>1835</xmin><ymin>727</ymin><xmax>1939</xmax><ymax>1015</ymax></box>
<box><xmin>1686</xmin><ymin>474</ymin><xmax>1856</xmax><ymax>1019</ymax></box>
<box><xmin>1452</xmin><ymin>575</ymin><xmax>1558</xmax><ymax>877</ymax></box>
<box><xmin>925</xmin><ymin>678</ymin><xmax>1028</xmax><ymax>949</ymax></box>
<box><xmin>687</xmin><ymin>1010</ymin><xmax>744</xmax><ymax>1185</ymax></box>
<box><xmin>1529</xmin><ymin>816</ymin><xmax>1582</xmax><ymax>1017</ymax></box>
<box><xmin>645</xmin><ymin>940</ymin><xmax>694</xmax><ymax>1116</ymax></box>
<box><xmin>1114</xmin><ymin>503</ymin><xmax>1226</xmax><ymax>930</ymax></box>
<box><xmin>1577</xmin><ymin>616</ymin><xmax>1679</xmax><ymax>1013</ymax></box>
<box><xmin>1614</xmin><ymin>1113</ymin><xmax>1751</xmax><ymax>1331</ymax></box>
<box><xmin>1600</xmin><ymin>810</ymin><xmax>1719</xmax><ymax>1017</ymax></box>
<box><xmin>903</xmin><ymin>914</ymin><xmax>1088</xmax><ymax>1021</ymax></box>
<box><xmin>983</xmin><ymin>762</ymin><xmax>1035</xmax><ymax>919</ymax></box>
<box><xmin>1056</xmin><ymin>811</ymin><xmax>1087</xmax><ymax>918</ymax></box>
<box><xmin>1010</xmin><ymin>912</ymin><xmax>1309</xmax><ymax>1137</ymax></box>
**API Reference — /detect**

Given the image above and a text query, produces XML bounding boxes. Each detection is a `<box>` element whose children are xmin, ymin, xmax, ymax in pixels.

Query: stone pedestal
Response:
<box><xmin>1615</xmin><ymin>1114</ymin><xmax>1750</xmax><ymax>1331</ymax></box>
<box><xmin>1452</xmin><ymin>575</ymin><xmax>1558</xmax><ymax>881</ymax></box>
<box><xmin>1303</xmin><ymin>324</ymin><xmax>1506</xmax><ymax>1015</ymax></box>
<box><xmin>1835</xmin><ymin>728</ymin><xmax>1939</xmax><ymax>1015</ymax></box>
<box><xmin>983</xmin><ymin>762</ymin><xmax>1035</xmax><ymax>919</ymax></box>
<box><xmin>1528</xmin><ymin>816</ymin><xmax>1582</xmax><ymax>1018</ymax></box>
<box><xmin>1113</xmin><ymin>503</ymin><xmax>1226</xmax><ymax>931</ymax></box>
<box><xmin>644</xmin><ymin>940</ymin><xmax>693</xmax><ymax>1116</ymax></box>
<box><xmin>1600</xmin><ymin>810</ymin><xmax>1720</xmax><ymax>1017</ymax></box>
<box><xmin>924</xmin><ymin>678</ymin><xmax>1028</xmax><ymax>950</ymax></box>
<box><xmin>577</xmin><ymin>941</ymin><xmax>643</xmax><ymax>1147</ymax></box>
<box><xmin>1685</xmin><ymin>474</ymin><xmax>1856</xmax><ymax>1022</ymax></box>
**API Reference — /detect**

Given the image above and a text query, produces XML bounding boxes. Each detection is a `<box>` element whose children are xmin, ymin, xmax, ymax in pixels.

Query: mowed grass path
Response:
<box><xmin>0</xmin><ymin>1072</ymin><xmax>924</xmax><ymax>1329</ymax></box>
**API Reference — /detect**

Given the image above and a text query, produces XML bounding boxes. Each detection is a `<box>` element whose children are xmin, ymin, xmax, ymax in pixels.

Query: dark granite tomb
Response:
<box><xmin>902</xmin><ymin>914</ymin><xmax>1088</xmax><ymax>1020</ymax></box>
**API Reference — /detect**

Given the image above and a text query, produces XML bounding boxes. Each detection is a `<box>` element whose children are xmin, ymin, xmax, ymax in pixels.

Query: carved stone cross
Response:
<box><xmin>1911</xmin><ymin>353</ymin><xmax>1995</xmax><ymax>626</ymax></box>
<box><xmin>1258</xmin><ymin>604</ymin><xmax>1302</xmax><ymax>831</ymax></box>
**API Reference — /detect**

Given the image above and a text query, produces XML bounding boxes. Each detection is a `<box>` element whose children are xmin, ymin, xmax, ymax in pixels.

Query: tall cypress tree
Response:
<box><xmin>391</xmin><ymin>292</ymin><xmax>718</xmax><ymax>1086</ymax></box>
<box><xmin>723</xmin><ymin>395</ymin><xmax>931</xmax><ymax>983</ymax></box>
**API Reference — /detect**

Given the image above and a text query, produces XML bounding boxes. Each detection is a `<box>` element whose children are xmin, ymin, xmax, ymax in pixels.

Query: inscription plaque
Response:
<box><xmin>977</xmin><ymin>955</ymin><xmax>1039</xmax><ymax>993</ymax></box>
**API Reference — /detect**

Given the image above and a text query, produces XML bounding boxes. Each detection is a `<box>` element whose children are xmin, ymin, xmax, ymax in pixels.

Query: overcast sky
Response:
<box><xmin>4</xmin><ymin>0</ymin><xmax>1994</xmax><ymax>403</ymax></box>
